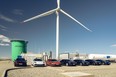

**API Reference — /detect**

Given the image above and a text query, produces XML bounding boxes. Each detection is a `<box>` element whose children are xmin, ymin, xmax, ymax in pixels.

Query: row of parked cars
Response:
<box><xmin>14</xmin><ymin>58</ymin><xmax>111</xmax><ymax>67</ymax></box>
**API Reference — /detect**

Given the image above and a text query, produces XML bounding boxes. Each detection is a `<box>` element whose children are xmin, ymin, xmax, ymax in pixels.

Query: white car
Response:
<box><xmin>32</xmin><ymin>58</ymin><xmax>46</xmax><ymax>67</ymax></box>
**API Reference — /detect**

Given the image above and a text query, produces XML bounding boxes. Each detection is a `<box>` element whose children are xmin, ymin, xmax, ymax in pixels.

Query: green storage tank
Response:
<box><xmin>11</xmin><ymin>40</ymin><xmax>28</xmax><ymax>61</ymax></box>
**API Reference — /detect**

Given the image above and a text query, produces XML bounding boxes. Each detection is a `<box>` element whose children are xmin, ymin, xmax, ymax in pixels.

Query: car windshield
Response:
<box><xmin>74</xmin><ymin>60</ymin><xmax>83</xmax><ymax>61</ymax></box>
<box><xmin>86</xmin><ymin>60</ymin><xmax>95</xmax><ymax>62</ymax></box>
<box><xmin>97</xmin><ymin>60</ymin><xmax>103</xmax><ymax>62</ymax></box>
<box><xmin>51</xmin><ymin>59</ymin><xmax>57</xmax><ymax>61</ymax></box>
<box><xmin>105</xmin><ymin>60</ymin><xmax>110</xmax><ymax>62</ymax></box>
<box><xmin>65</xmin><ymin>60</ymin><xmax>70</xmax><ymax>61</ymax></box>
<box><xmin>80</xmin><ymin>60</ymin><xmax>85</xmax><ymax>62</ymax></box>
<box><xmin>34</xmin><ymin>59</ymin><xmax>42</xmax><ymax>61</ymax></box>
<box><xmin>62</xmin><ymin>59</ymin><xmax>70</xmax><ymax>61</ymax></box>
<box><xmin>16</xmin><ymin>58</ymin><xmax>25</xmax><ymax>61</ymax></box>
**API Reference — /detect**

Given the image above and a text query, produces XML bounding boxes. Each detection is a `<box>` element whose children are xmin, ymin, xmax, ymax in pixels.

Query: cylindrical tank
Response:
<box><xmin>11</xmin><ymin>40</ymin><xmax>28</xmax><ymax>61</ymax></box>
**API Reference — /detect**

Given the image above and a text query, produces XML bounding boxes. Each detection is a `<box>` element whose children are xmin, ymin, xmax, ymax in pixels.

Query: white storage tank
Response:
<box><xmin>88</xmin><ymin>54</ymin><xmax>116</xmax><ymax>60</ymax></box>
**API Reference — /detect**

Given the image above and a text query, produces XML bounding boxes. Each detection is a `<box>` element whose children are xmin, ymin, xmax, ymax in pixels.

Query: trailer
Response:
<box><xmin>88</xmin><ymin>54</ymin><xmax>116</xmax><ymax>62</ymax></box>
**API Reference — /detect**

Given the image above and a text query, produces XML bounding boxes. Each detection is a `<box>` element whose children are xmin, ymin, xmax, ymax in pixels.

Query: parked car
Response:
<box><xmin>32</xmin><ymin>58</ymin><xmax>46</xmax><ymax>67</ymax></box>
<box><xmin>14</xmin><ymin>58</ymin><xmax>27</xmax><ymax>67</ymax></box>
<box><xmin>60</xmin><ymin>59</ymin><xmax>76</xmax><ymax>66</ymax></box>
<box><xmin>85</xmin><ymin>59</ymin><xmax>102</xmax><ymax>65</ymax></box>
<box><xmin>96</xmin><ymin>59</ymin><xmax>111</xmax><ymax>65</ymax></box>
<box><xmin>73</xmin><ymin>59</ymin><xmax>89</xmax><ymax>66</ymax></box>
<box><xmin>46</xmin><ymin>59</ymin><xmax>61</xmax><ymax>66</ymax></box>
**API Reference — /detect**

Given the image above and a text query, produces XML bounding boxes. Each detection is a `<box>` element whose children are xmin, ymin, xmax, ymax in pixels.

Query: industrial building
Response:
<box><xmin>21</xmin><ymin>52</ymin><xmax>52</xmax><ymax>64</ymax></box>
<box><xmin>59</xmin><ymin>53</ymin><xmax>88</xmax><ymax>60</ymax></box>
<box><xmin>59</xmin><ymin>53</ymin><xmax>116</xmax><ymax>62</ymax></box>
<box><xmin>10</xmin><ymin>39</ymin><xmax>116</xmax><ymax>63</ymax></box>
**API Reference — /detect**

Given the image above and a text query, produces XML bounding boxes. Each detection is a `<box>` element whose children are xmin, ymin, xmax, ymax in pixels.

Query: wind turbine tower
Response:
<box><xmin>23</xmin><ymin>0</ymin><xmax>92</xmax><ymax>59</ymax></box>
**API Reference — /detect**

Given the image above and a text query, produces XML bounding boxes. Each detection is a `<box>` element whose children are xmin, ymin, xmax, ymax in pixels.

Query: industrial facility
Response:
<box><xmin>21</xmin><ymin>52</ymin><xmax>51</xmax><ymax>64</ymax></box>
<box><xmin>10</xmin><ymin>39</ymin><xmax>116</xmax><ymax>63</ymax></box>
<box><xmin>59</xmin><ymin>53</ymin><xmax>116</xmax><ymax>62</ymax></box>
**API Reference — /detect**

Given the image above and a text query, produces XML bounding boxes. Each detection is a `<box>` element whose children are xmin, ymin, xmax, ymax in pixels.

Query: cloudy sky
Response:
<box><xmin>0</xmin><ymin>0</ymin><xmax>116</xmax><ymax>58</ymax></box>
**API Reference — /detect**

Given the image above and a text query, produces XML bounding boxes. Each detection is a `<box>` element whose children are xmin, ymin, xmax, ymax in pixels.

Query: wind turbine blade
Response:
<box><xmin>60</xmin><ymin>9</ymin><xmax>92</xmax><ymax>32</ymax></box>
<box><xmin>57</xmin><ymin>0</ymin><xmax>60</xmax><ymax>8</ymax></box>
<box><xmin>23</xmin><ymin>9</ymin><xmax>57</xmax><ymax>23</ymax></box>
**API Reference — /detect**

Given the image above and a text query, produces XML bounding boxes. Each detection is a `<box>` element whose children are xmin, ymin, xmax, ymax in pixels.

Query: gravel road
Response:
<box><xmin>1</xmin><ymin>61</ymin><xmax>116</xmax><ymax>77</ymax></box>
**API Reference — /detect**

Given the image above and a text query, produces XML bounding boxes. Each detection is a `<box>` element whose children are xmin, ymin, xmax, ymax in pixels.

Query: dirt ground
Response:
<box><xmin>1</xmin><ymin>60</ymin><xmax>116</xmax><ymax>77</ymax></box>
<box><xmin>0</xmin><ymin>61</ymin><xmax>14</xmax><ymax>76</ymax></box>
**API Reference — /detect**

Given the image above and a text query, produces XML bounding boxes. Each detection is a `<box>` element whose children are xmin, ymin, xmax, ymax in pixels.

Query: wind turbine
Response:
<box><xmin>23</xmin><ymin>0</ymin><xmax>92</xmax><ymax>59</ymax></box>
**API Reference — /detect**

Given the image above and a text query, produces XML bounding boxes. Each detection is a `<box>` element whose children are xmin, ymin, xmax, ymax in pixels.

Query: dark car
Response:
<box><xmin>60</xmin><ymin>59</ymin><xmax>76</xmax><ymax>66</ymax></box>
<box><xmin>96</xmin><ymin>59</ymin><xmax>111</xmax><ymax>65</ymax></box>
<box><xmin>46</xmin><ymin>59</ymin><xmax>61</xmax><ymax>66</ymax></box>
<box><xmin>85</xmin><ymin>59</ymin><xmax>102</xmax><ymax>65</ymax></box>
<box><xmin>14</xmin><ymin>58</ymin><xmax>27</xmax><ymax>66</ymax></box>
<box><xmin>74</xmin><ymin>59</ymin><xmax>89</xmax><ymax>66</ymax></box>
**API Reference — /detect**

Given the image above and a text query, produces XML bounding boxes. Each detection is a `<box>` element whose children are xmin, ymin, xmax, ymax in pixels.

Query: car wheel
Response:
<box><xmin>14</xmin><ymin>63</ymin><xmax>17</xmax><ymax>67</ymax></box>
<box><xmin>14</xmin><ymin>64</ymin><xmax>17</xmax><ymax>67</ymax></box>
<box><xmin>31</xmin><ymin>65</ymin><xmax>34</xmax><ymax>67</ymax></box>
<box><xmin>93</xmin><ymin>63</ymin><xmax>95</xmax><ymax>65</ymax></box>
<box><xmin>80</xmin><ymin>63</ymin><xmax>83</xmax><ymax>66</ymax></box>
<box><xmin>43</xmin><ymin>64</ymin><xmax>46</xmax><ymax>67</ymax></box>
<box><xmin>66</xmin><ymin>63</ymin><xmax>69</xmax><ymax>66</ymax></box>
<box><xmin>44</xmin><ymin>63</ymin><xmax>47</xmax><ymax>66</ymax></box>
<box><xmin>31</xmin><ymin>64</ymin><xmax>34</xmax><ymax>67</ymax></box>
<box><xmin>25</xmin><ymin>63</ymin><xmax>27</xmax><ymax>66</ymax></box>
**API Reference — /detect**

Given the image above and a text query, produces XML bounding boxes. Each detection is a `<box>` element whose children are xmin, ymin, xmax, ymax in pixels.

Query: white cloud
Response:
<box><xmin>0</xmin><ymin>34</ymin><xmax>10</xmax><ymax>46</ymax></box>
<box><xmin>0</xmin><ymin>35</ymin><xmax>5</xmax><ymax>39</ymax></box>
<box><xmin>111</xmin><ymin>44</ymin><xmax>116</xmax><ymax>47</ymax></box>
<box><xmin>2</xmin><ymin>38</ymin><xmax>10</xmax><ymax>43</ymax></box>
<box><xmin>0</xmin><ymin>43</ymin><xmax>10</xmax><ymax>46</ymax></box>
<box><xmin>12</xmin><ymin>9</ymin><xmax>23</xmax><ymax>15</ymax></box>
<box><xmin>0</xmin><ymin>14</ymin><xmax>16</xmax><ymax>23</ymax></box>
<box><xmin>0</xmin><ymin>35</ymin><xmax>10</xmax><ymax>43</ymax></box>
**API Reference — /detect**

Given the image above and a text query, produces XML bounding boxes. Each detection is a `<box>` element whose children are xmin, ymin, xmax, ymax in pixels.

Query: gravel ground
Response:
<box><xmin>1</xmin><ymin>61</ymin><xmax>116</xmax><ymax>77</ymax></box>
<box><xmin>48</xmin><ymin>63</ymin><xmax>116</xmax><ymax>77</ymax></box>
<box><xmin>8</xmin><ymin>67</ymin><xmax>66</xmax><ymax>77</ymax></box>
<box><xmin>0</xmin><ymin>60</ymin><xmax>14</xmax><ymax>77</ymax></box>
